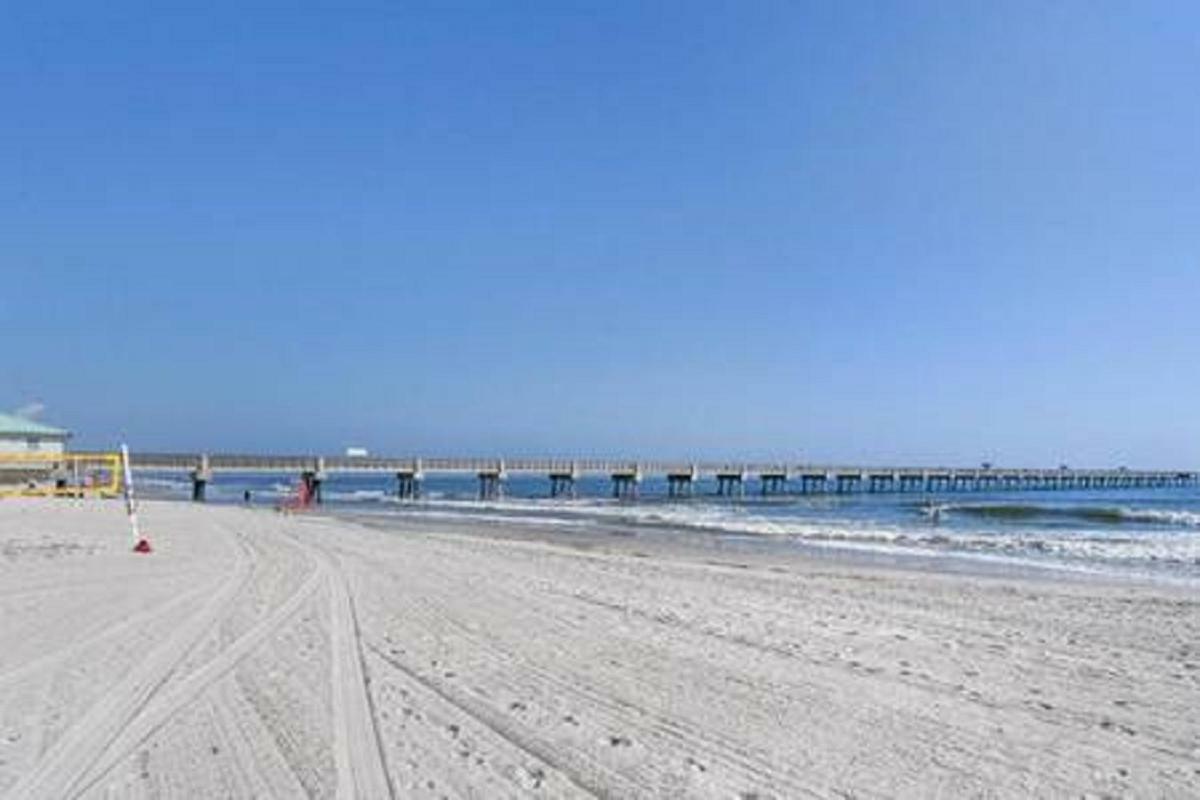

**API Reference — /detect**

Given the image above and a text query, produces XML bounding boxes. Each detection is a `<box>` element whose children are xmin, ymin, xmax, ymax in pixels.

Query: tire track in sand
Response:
<box><xmin>63</xmin><ymin>564</ymin><xmax>324</xmax><ymax>797</ymax></box>
<box><xmin>6</xmin><ymin>531</ymin><xmax>258</xmax><ymax>800</ymax></box>
<box><xmin>0</xmin><ymin>582</ymin><xmax>216</xmax><ymax>690</ymax></box>
<box><xmin>328</xmin><ymin>566</ymin><xmax>394</xmax><ymax>800</ymax></box>
<box><xmin>359</xmin><ymin>552</ymin><xmax>823</xmax><ymax>797</ymax></box>
<box><xmin>206</xmin><ymin>677</ymin><xmax>311</xmax><ymax>798</ymax></box>
<box><xmin>69</xmin><ymin>524</ymin><xmax>392</xmax><ymax>800</ymax></box>
<box><xmin>282</xmin><ymin>523</ymin><xmax>394</xmax><ymax>799</ymax></box>
<box><xmin>366</xmin><ymin>642</ymin><xmax>614</xmax><ymax>798</ymax></box>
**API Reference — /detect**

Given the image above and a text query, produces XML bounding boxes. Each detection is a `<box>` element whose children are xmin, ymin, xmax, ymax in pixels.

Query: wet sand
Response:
<box><xmin>1</xmin><ymin>499</ymin><xmax>1198</xmax><ymax>797</ymax></box>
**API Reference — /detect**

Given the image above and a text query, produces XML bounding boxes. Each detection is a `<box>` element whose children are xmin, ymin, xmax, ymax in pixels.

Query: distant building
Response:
<box><xmin>0</xmin><ymin>413</ymin><xmax>71</xmax><ymax>455</ymax></box>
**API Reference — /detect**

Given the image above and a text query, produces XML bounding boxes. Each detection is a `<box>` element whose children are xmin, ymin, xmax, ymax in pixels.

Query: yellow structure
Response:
<box><xmin>0</xmin><ymin>451</ymin><xmax>122</xmax><ymax>498</ymax></box>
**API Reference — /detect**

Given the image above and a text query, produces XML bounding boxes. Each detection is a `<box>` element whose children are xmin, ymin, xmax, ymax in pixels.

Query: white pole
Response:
<box><xmin>120</xmin><ymin>444</ymin><xmax>144</xmax><ymax>549</ymax></box>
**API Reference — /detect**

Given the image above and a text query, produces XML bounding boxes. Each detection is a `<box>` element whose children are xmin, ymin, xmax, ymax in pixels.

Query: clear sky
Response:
<box><xmin>3</xmin><ymin>2</ymin><xmax>1198</xmax><ymax>466</ymax></box>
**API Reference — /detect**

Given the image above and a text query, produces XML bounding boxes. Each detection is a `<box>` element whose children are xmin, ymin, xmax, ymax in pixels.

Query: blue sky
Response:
<box><xmin>3</xmin><ymin>2</ymin><xmax>1198</xmax><ymax>466</ymax></box>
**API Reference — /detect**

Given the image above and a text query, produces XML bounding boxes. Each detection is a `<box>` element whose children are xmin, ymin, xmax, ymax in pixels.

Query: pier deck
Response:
<box><xmin>116</xmin><ymin>453</ymin><xmax>1198</xmax><ymax>501</ymax></box>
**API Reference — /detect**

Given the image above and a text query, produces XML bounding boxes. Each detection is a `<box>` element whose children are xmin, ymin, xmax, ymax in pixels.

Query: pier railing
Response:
<box><xmin>94</xmin><ymin>451</ymin><xmax>1199</xmax><ymax>502</ymax></box>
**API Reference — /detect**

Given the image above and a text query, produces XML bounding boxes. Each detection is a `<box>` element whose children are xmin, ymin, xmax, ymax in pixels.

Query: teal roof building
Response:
<box><xmin>0</xmin><ymin>414</ymin><xmax>72</xmax><ymax>454</ymax></box>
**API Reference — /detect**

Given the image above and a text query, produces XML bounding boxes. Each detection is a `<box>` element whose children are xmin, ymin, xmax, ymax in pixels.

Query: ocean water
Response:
<box><xmin>138</xmin><ymin>472</ymin><xmax>1200</xmax><ymax>583</ymax></box>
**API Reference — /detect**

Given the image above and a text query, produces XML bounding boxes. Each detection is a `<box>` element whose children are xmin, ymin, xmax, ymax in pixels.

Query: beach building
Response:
<box><xmin>0</xmin><ymin>413</ymin><xmax>71</xmax><ymax>454</ymax></box>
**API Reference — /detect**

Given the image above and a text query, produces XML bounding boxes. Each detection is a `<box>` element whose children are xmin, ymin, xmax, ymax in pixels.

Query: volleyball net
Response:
<box><xmin>0</xmin><ymin>452</ymin><xmax>122</xmax><ymax>498</ymax></box>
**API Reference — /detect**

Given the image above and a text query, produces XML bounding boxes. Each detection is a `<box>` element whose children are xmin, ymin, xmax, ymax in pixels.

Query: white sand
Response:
<box><xmin>1</xmin><ymin>499</ymin><xmax>1197</xmax><ymax>798</ymax></box>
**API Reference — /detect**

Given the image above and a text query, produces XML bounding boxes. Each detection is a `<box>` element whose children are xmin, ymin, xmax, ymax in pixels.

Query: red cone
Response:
<box><xmin>132</xmin><ymin>538</ymin><xmax>153</xmax><ymax>554</ymax></box>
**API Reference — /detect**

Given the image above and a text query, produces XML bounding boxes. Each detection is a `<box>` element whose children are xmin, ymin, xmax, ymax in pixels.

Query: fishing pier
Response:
<box><xmin>124</xmin><ymin>453</ymin><xmax>1199</xmax><ymax>502</ymax></box>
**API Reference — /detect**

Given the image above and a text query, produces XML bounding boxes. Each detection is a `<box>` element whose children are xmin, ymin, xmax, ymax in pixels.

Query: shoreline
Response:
<box><xmin>133</xmin><ymin>470</ymin><xmax>1200</xmax><ymax>587</ymax></box>
<box><xmin>333</xmin><ymin>504</ymin><xmax>1200</xmax><ymax>593</ymax></box>
<box><xmin>137</xmin><ymin>473</ymin><xmax>1200</xmax><ymax>588</ymax></box>
<box><xmin>2</xmin><ymin>498</ymin><xmax>1198</xmax><ymax>796</ymax></box>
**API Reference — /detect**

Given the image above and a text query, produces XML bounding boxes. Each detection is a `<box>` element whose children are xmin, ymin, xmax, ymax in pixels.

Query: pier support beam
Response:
<box><xmin>667</xmin><ymin>466</ymin><xmax>698</xmax><ymax>498</ymax></box>
<box><xmin>925</xmin><ymin>474</ymin><xmax>950</xmax><ymax>492</ymax></box>
<box><xmin>549</xmin><ymin>469</ymin><xmax>578</xmax><ymax>498</ymax></box>
<box><xmin>835</xmin><ymin>473</ymin><xmax>863</xmax><ymax>494</ymax></box>
<box><xmin>478</xmin><ymin>467</ymin><xmax>505</xmax><ymax>500</ymax></box>
<box><xmin>868</xmin><ymin>473</ymin><xmax>897</xmax><ymax>493</ymax></box>
<box><xmin>191</xmin><ymin>470</ymin><xmax>211</xmax><ymax>502</ymax></box>
<box><xmin>191</xmin><ymin>455</ymin><xmax>212</xmax><ymax>502</ymax></box>
<box><xmin>799</xmin><ymin>473</ymin><xmax>828</xmax><ymax>493</ymax></box>
<box><xmin>396</xmin><ymin>468</ymin><xmax>422</xmax><ymax>500</ymax></box>
<box><xmin>759</xmin><ymin>471</ymin><xmax>787</xmax><ymax>496</ymax></box>
<box><xmin>716</xmin><ymin>471</ymin><xmax>746</xmax><ymax>497</ymax></box>
<box><xmin>611</xmin><ymin>467</ymin><xmax>641</xmax><ymax>500</ymax></box>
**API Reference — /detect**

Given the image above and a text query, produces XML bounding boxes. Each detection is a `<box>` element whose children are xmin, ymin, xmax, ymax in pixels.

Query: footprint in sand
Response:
<box><xmin>515</xmin><ymin>766</ymin><xmax>546</xmax><ymax>789</ymax></box>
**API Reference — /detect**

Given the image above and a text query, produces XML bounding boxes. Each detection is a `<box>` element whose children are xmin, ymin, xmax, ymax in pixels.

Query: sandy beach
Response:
<box><xmin>1</xmin><ymin>499</ymin><xmax>1197</xmax><ymax>798</ymax></box>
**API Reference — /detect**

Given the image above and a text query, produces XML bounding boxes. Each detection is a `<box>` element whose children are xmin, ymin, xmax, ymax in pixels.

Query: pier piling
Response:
<box><xmin>759</xmin><ymin>470</ymin><xmax>788</xmax><ymax>496</ymax></box>
<box><xmin>549</xmin><ymin>470</ymin><xmax>577</xmax><ymax>498</ymax></box>
<box><xmin>478</xmin><ymin>464</ymin><xmax>505</xmax><ymax>500</ymax></box>
<box><xmin>799</xmin><ymin>473</ymin><xmax>829</xmax><ymax>493</ymax></box>
<box><xmin>835</xmin><ymin>472</ymin><xmax>863</xmax><ymax>494</ymax></box>
<box><xmin>396</xmin><ymin>468</ymin><xmax>422</xmax><ymax>500</ymax></box>
<box><xmin>716</xmin><ymin>470</ymin><xmax>746</xmax><ymax>497</ymax></box>
<box><xmin>667</xmin><ymin>466</ymin><xmax>698</xmax><ymax>498</ymax></box>
<box><xmin>191</xmin><ymin>455</ymin><xmax>212</xmax><ymax>502</ymax></box>
<box><xmin>611</xmin><ymin>465</ymin><xmax>641</xmax><ymax>500</ymax></box>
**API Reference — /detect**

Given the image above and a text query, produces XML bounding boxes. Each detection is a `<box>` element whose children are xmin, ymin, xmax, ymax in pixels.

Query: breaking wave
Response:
<box><xmin>357</xmin><ymin>496</ymin><xmax>1200</xmax><ymax>572</ymax></box>
<box><xmin>133</xmin><ymin>471</ymin><xmax>1200</xmax><ymax>580</ymax></box>
<box><xmin>930</xmin><ymin>503</ymin><xmax>1200</xmax><ymax>528</ymax></box>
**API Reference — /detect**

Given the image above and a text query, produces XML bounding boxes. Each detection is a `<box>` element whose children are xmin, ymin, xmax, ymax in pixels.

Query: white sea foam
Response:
<box><xmin>324</xmin><ymin>488</ymin><xmax>391</xmax><ymax>502</ymax></box>
<box><xmin>368</xmin><ymin>495</ymin><xmax>1200</xmax><ymax>572</ymax></box>
<box><xmin>1114</xmin><ymin>507</ymin><xmax>1200</xmax><ymax>527</ymax></box>
<box><xmin>136</xmin><ymin>473</ymin><xmax>1200</xmax><ymax>578</ymax></box>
